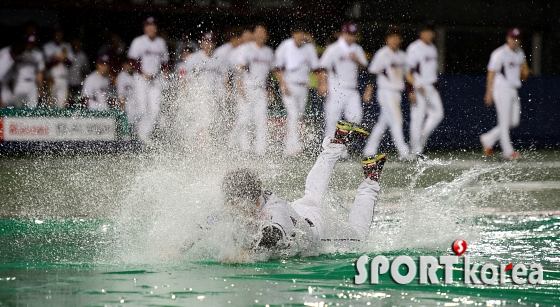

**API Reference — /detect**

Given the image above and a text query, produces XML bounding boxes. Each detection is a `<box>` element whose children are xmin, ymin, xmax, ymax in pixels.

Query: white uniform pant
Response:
<box><xmin>324</xmin><ymin>87</ymin><xmax>363</xmax><ymax>138</ymax></box>
<box><xmin>13</xmin><ymin>80</ymin><xmax>38</xmax><ymax>108</ymax></box>
<box><xmin>134</xmin><ymin>74</ymin><xmax>162</xmax><ymax>142</ymax></box>
<box><xmin>52</xmin><ymin>77</ymin><xmax>69</xmax><ymax>108</ymax></box>
<box><xmin>282</xmin><ymin>83</ymin><xmax>309</xmax><ymax>155</ymax></box>
<box><xmin>410</xmin><ymin>84</ymin><xmax>444</xmax><ymax>154</ymax></box>
<box><xmin>363</xmin><ymin>88</ymin><xmax>409</xmax><ymax>159</ymax></box>
<box><xmin>230</xmin><ymin>86</ymin><xmax>268</xmax><ymax>155</ymax></box>
<box><xmin>291</xmin><ymin>138</ymin><xmax>380</xmax><ymax>241</ymax></box>
<box><xmin>480</xmin><ymin>86</ymin><xmax>520</xmax><ymax>157</ymax></box>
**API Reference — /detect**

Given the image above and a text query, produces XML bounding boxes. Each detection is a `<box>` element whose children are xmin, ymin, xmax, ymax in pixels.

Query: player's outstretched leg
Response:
<box><xmin>332</xmin><ymin>120</ymin><xmax>370</xmax><ymax>146</ymax></box>
<box><xmin>348</xmin><ymin>154</ymin><xmax>387</xmax><ymax>240</ymax></box>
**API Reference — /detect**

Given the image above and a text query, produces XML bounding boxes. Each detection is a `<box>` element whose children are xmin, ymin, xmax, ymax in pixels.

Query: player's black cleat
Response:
<box><xmin>362</xmin><ymin>154</ymin><xmax>387</xmax><ymax>182</ymax></box>
<box><xmin>332</xmin><ymin>120</ymin><xmax>370</xmax><ymax>146</ymax></box>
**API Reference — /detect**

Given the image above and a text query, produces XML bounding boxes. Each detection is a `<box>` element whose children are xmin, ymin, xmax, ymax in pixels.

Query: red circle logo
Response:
<box><xmin>452</xmin><ymin>239</ymin><xmax>467</xmax><ymax>256</ymax></box>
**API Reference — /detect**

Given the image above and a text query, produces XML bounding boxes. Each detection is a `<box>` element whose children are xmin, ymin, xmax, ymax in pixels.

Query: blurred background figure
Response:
<box><xmin>480</xmin><ymin>27</ymin><xmax>530</xmax><ymax>160</ymax></box>
<box><xmin>230</xmin><ymin>23</ymin><xmax>274</xmax><ymax>155</ymax></box>
<box><xmin>174</xmin><ymin>30</ymin><xmax>199</xmax><ymax>66</ymax></box>
<box><xmin>68</xmin><ymin>37</ymin><xmax>90</xmax><ymax>108</ymax></box>
<box><xmin>127</xmin><ymin>16</ymin><xmax>169</xmax><ymax>145</ymax></box>
<box><xmin>98</xmin><ymin>32</ymin><xmax>127</xmax><ymax>77</ymax></box>
<box><xmin>405</xmin><ymin>21</ymin><xmax>444</xmax><ymax>156</ymax></box>
<box><xmin>318</xmin><ymin>22</ymin><xmax>368</xmax><ymax>141</ymax></box>
<box><xmin>0</xmin><ymin>42</ymin><xmax>24</xmax><ymax>107</ymax></box>
<box><xmin>82</xmin><ymin>54</ymin><xmax>112</xmax><ymax>110</ymax></box>
<box><xmin>117</xmin><ymin>59</ymin><xmax>137</xmax><ymax>135</ymax></box>
<box><xmin>182</xmin><ymin>31</ymin><xmax>227</xmax><ymax>147</ymax></box>
<box><xmin>274</xmin><ymin>22</ymin><xmax>320</xmax><ymax>156</ymax></box>
<box><xmin>43</xmin><ymin>26</ymin><xmax>74</xmax><ymax>108</ymax></box>
<box><xmin>11</xmin><ymin>34</ymin><xmax>45</xmax><ymax>108</ymax></box>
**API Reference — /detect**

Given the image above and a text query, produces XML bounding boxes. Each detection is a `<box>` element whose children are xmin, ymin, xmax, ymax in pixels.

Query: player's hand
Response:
<box><xmin>142</xmin><ymin>72</ymin><xmax>153</xmax><ymax>81</ymax></box>
<box><xmin>417</xmin><ymin>86</ymin><xmax>425</xmax><ymax>94</ymax></box>
<box><xmin>317</xmin><ymin>83</ymin><xmax>328</xmax><ymax>97</ymax></box>
<box><xmin>409</xmin><ymin>92</ymin><xmax>416</xmax><ymax>104</ymax></box>
<box><xmin>280</xmin><ymin>83</ymin><xmax>290</xmax><ymax>96</ymax></box>
<box><xmin>350</xmin><ymin>53</ymin><xmax>360</xmax><ymax>64</ymax></box>
<box><xmin>484</xmin><ymin>91</ymin><xmax>493</xmax><ymax>106</ymax></box>
<box><xmin>363</xmin><ymin>87</ymin><xmax>372</xmax><ymax>103</ymax></box>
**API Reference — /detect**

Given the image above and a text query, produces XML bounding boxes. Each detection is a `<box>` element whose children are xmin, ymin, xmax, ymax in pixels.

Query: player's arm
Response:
<box><xmin>274</xmin><ymin>69</ymin><xmax>290</xmax><ymax>96</ymax></box>
<box><xmin>363</xmin><ymin>73</ymin><xmax>375</xmax><ymax>103</ymax></box>
<box><xmin>317</xmin><ymin>69</ymin><xmax>328</xmax><ymax>97</ymax></box>
<box><xmin>521</xmin><ymin>62</ymin><xmax>531</xmax><ymax>82</ymax></box>
<box><xmin>404</xmin><ymin>72</ymin><xmax>416</xmax><ymax>104</ymax></box>
<box><xmin>484</xmin><ymin>70</ymin><xmax>496</xmax><ymax>106</ymax></box>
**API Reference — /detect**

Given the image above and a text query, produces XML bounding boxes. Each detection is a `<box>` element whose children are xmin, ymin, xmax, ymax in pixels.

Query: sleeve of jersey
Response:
<box><xmin>357</xmin><ymin>47</ymin><xmax>368</xmax><ymax>67</ymax></box>
<box><xmin>405</xmin><ymin>47</ymin><xmax>417</xmax><ymax>73</ymax></box>
<box><xmin>274</xmin><ymin>44</ymin><xmax>285</xmax><ymax>71</ymax></box>
<box><xmin>369</xmin><ymin>51</ymin><xmax>382</xmax><ymax>74</ymax></box>
<box><xmin>309</xmin><ymin>45</ymin><xmax>321</xmax><ymax>71</ymax></box>
<box><xmin>487</xmin><ymin>50</ymin><xmax>500</xmax><ymax>72</ymax></box>
<box><xmin>127</xmin><ymin>39</ymin><xmax>142</xmax><ymax>72</ymax></box>
<box><xmin>318</xmin><ymin>47</ymin><xmax>332</xmax><ymax>71</ymax></box>
<box><xmin>37</xmin><ymin>53</ymin><xmax>46</xmax><ymax>72</ymax></box>
<box><xmin>258</xmin><ymin>224</ymin><xmax>286</xmax><ymax>249</ymax></box>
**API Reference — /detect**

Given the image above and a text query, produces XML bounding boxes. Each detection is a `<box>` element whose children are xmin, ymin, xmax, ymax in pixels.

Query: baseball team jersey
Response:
<box><xmin>369</xmin><ymin>46</ymin><xmax>406</xmax><ymax>91</ymax></box>
<box><xmin>43</xmin><ymin>41</ymin><xmax>74</xmax><ymax>79</ymax></box>
<box><xmin>127</xmin><ymin>34</ymin><xmax>169</xmax><ymax>76</ymax></box>
<box><xmin>487</xmin><ymin>44</ymin><xmax>526</xmax><ymax>89</ymax></box>
<box><xmin>319</xmin><ymin>37</ymin><xmax>368</xmax><ymax>89</ymax></box>
<box><xmin>183</xmin><ymin>50</ymin><xmax>227</xmax><ymax>93</ymax></box>
<box><xmin>234</xmin><ymin>42</ymin><xmax>274</xmax><ymax>88</ymax></box>
<box><xmin>0</xmin><ymin>47</ymin><xmax>14</xmax><ymax>81</ymax></box>
<box><xmin>256</xmin><ymin>189</ymin><xmax>314</xmax><ymax>247</ymax></box>
<box><xmin>14</xmin><ymin>49</ymin><xmax>45</xmax><ymax>83</ymax></box>
<box><xmin>214</xmin><ymin>42</ymin><xmax>233</xmax><ymax>67</ymax></box>
<box><xmin>82</xmin><ymin>71</ymin><xmax>111</xmax><ymax>110</ymax></box>
<box><xmin>116</xmin><ymin>71</ymin><xmax>134</xmax><ymax>101</ymax></box>
<box><xmin>68</xmin><ymin>51</ymin><xmax>90</xmax><ymax>87</ymax></box>
<box><xmin>406</xmin><ymin>39</ymin><xmax>438</xmax><ymax>87</ymax></box>
<box><xmin>275</xmin><ymin>38</ymin><xmax>319</xmax><ymax>85</ymax></box>
<box><xmin>175</xmin><ymin>60</ymin><xmax>188</xmax><ymax>78</ymax></box>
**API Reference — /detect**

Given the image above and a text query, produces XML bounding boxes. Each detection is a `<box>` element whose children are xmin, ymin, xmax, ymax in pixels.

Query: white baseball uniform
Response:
<box><xmin>274</xmin><ymin>38</ymin><xmax>320</xmax><ymax>155</ymax></box>
<box><xmin>82</xmin><ymin>71</ymin><xmax>111</xmax><ymax>110</ymax></box>
<box><xmin>363</xmin><ymin>46</ymin><xmax>410</xmax><ymax>159</ymax></box>
<box><xmin>116</xmin><ymin>71</ymin><xmax>136</xmax><ymax>127</ymax></box>
<box><xmin>406</xmin><ymin>39</ymin><xmax>444</xmax><ymax>154</ymax></box>
<box><xmin>12</xmin><ymin>48</ymin><xmax>44</xmax><ymax>108</ymax></box>
<box><xmin>0</xmin><ymin>47</ymin><xmax>15</xmax><ymax>106</ymax></box>
<box><xmin>182</xmin><ymin>49</ymin><xmax>227</xmax><ymax>132</ymax></box>
<box><xmin>230</xmin><ymin>42</ymin><xmax>274</xmax><ymax>155</ymax></box>
<box><xmin>480</xmin><ymin>44</ymin><xmax>526</xmax><ymax>157</ymax></box>
<box><xmin>127</xmin><ymin>34</ymin><xmax>169</xmax><ymax>142</ymax></box>
<box><xmin>213</xmin><ymin>42</ymin><xmax>235</xmax><ymax>125</ymax></box>
<box><xmin>68</xmin><ymin>50</ymin><xmax>90</xmax><ymax>88</ymax></box>
<box><xmin>43</xmin><ymin>41</ymin><xmax>74</xmax><ymax>108</ymax></box>
<box><xmin>255</xmin><ymin>138</ymin><xmax>380</xmax><ymax>250</ymax></box>
<box><xmin>320</xmin><ymin>37</ymin><xmax>368</xmax><ymax>139</ymax></box>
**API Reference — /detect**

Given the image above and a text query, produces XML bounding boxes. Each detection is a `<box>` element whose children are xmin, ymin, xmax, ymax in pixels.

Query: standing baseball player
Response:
<box><xmin>117</xmin><ymin>60</ymin><xmax>136</xmax><ymax>128</ymax></box>
<box><xmin>43</xmin><ymin>27</ymin><xmax>74</xmax><ymax>108</ymax></box>
<box><xmin>127</xmin><ymin>17</ymin><xmax>169</xmax><ymax>144</ymax></box>
<box><xmin>182</xmin><ymin>32</ymin><xmax>227</xmax><ymax>145</ymax></box>
<box><xmin>318</xmin><ymin>22</ymin><xmax>369</xmax><ymax>140</ymax></box>
<box><xmin>362</xmin><ymin>26</ymin><xmax>410</xmax><ymax>160</ymax></box>
<box><xmin>274</xmin><ymin>23</ymin><xmax>320</xmax><ymax>156</ymax></box>
<box><xmin>0</xmin><ymin>43</ymin><xmax>24</xmax><ymax>107</ymax></box>
<box><xmin>230</xmin><ymin>24</ymin><xmax>274</xmax><ymax>155</ymax></box>
<box><xmin>12</xmin><ymin>35</ymin><xmax>45</xmax><ymax>108</ymax></box>
<box><xmin>479</xmin><ymin>27</ymin><xmax>530</xmax><ymax>160</ymax></box>
<box><xmin>68</xmin><ymin>38</ymin><xmax>90</xmax><ymax>108</ymax></box>
<box><xmin>404</xmin><ymin>21</ymin><xmax>443</xmax><ymax>156</ymax></box>
<box><xmin>82</xmin><ymin>54</ymin><xmax>112</xmax><ymax>110</ymax></box>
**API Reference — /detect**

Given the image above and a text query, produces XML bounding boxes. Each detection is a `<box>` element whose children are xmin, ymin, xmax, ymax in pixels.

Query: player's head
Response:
<box><xmin>71</xmin><ymin>37</ymin><xmax>82</xmax><ymax>52</ymax></box>
<box><xmin>221</xmin><ymin>169</ymin><xmax>262</xmax><ymax>216</ymax></box>
<box><xmin>386</xmin><ymin>26</ymin><xmax>402</xmax><ymax>50</ymax></box>
<box><xmin>291</xmin><ymin>22</ymin><xmax>309</xmax><ymax>47</ymax></box>
<box><xmin>24</xmin><ymin>34</ymin><xmax>38</xmax><ymax>50</ymax></box>
<box><xmin>341</xmin><ymin>22</ymin><xmax>359</xmax><ymax>44</ymax></box>
<box><xmin>506</xmin><ymin>27</ymin><xmax>522</xmax><ymax>50</ymax></box>
<box><xmin>241</xmin><ymin>25</ymin><xmax>254</xmax><ymax>44</ymax></box>
<box><xmin>253</xmin><ymin>23</ymin><xmax>268</xmax><ymax>45</ymax></box>
<box><xmin>121</xmin><ymin>59</ymin><xmax>133</xmax><ymax>73</ymax></box>
<box><xmin>419</xmin><ymin>21</ymin><xmax>436</xmax><ymax>43</ymax></box>
<box><xmin>53</xmin><ymin>26</ymin><xmax>64</xmax><ymax>43</ymax></box>
<box><xmin>181</xmin><ymin>45</ymin><xmax>194</xmax><ymax>60</ymax></box>
<box><xmin>143</xmin><ymin>17</ymin><xmax>158</xmax><ymax>39</ymax></box>
<box><xmin>200</xmin><ymin>31</ymin><xmax>217</xmax><ymax>53</ymax></box>
<box><xmin>96</xmin><ymin>54</ymin><xmax>111</xmax><ymax>75</ymax></box>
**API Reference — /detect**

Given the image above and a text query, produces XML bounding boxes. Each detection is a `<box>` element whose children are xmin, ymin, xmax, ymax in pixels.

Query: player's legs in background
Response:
<box><xmin>13</xmin><ymin>81</ymin><xmax>36</xmax><ymax>108</ymax></box>
<box><xmin>384</xmin><ymin>91</ymin><xmax>409</xmax><ymax>159</ymax></box>
<box><xmin>510</xmin><ymin>93</ymin><xmax>521</xmax><ymax>128</ymax></box>
<box><xmin>496</xmin><ymin>88</ymin><xmax>517</xmax><ymax>157</ymax></box>
<box><xmin>342</xmin><ymin>89</ymin><xmax>363</xmax><ymax>124</ymax></box>
<box><xmin>133</xmin><ymin>75</ymin><xmax>149</xmax><ymax>142</ymax></box>
<box><xmin>362</xmin><ymin>91</ymin><xmax>389</xmax><ymax>157</ymax></box>
<box><xmin>420</xmin><ymin>85</ymin><xmax>444</xmax><ymax>149</ymax></box>
<box><xmin>283</xmin><ymin>84</ymin><xmax>307</xmax><ymax>156</ymax></box>
<box><xmin>253</xmin><ymin>87</ymin><xmax>268</xmax><ymax>155</ymax></box>
<box><xmin>323</xmin><ymin>88</ymin><xmax>345</xmax><ymax>138</ymax></box>
<box><xmin>480</xmin><ymin>87</ymin><xmax>506</xmax><ymax>150</ymax></box>
<box><xmin>409</xmin><ymin>89</ymin><xmax>427</xmax><ymax>154</ymax></box>
<box><xmin>53</xmin><ymin>78</ymin><xmax>69</xmax><ymax>108</ymax></box>
<box><xmin>230</xmin><ymin>95</ymin><xmax>252</xmax><ymax>152</ymax></box>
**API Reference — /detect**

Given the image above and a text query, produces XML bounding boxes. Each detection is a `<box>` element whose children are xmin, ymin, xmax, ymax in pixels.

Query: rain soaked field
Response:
<box><xmin>0</xmin><ymin>148</ymin><xmax>559</xmax><ymax>306</ymax></box>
